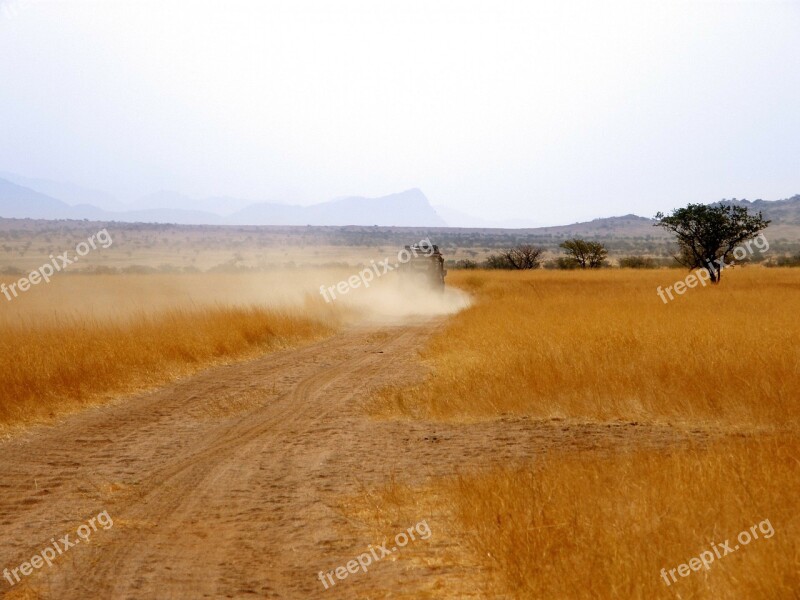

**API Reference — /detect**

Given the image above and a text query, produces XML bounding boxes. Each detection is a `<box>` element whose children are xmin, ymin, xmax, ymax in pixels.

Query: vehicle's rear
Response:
<box><xmin>398</xmin><ymin>244</ymin><xmax>447</xmax><ymax>291</ymax></box>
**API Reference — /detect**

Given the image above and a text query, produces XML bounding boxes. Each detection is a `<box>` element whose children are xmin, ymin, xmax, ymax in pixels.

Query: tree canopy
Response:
<box><xmin>559</xmin><ymin>239</ymin><xmax>608</xmax><ymax>269</ymax></box>
<box><xmin>655</xmin><ymin>203</ymin><xmax>770</xmax><ymax>283</ymax></box>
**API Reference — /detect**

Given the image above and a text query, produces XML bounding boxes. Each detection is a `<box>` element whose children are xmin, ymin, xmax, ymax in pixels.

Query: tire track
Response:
<box><xmin>0</xmin><ymin>322</ymin><xmax>430</xmax><ymax>599</ymax></box>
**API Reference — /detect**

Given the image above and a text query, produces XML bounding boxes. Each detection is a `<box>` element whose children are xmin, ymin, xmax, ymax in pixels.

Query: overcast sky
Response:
<box><xmin>1</xmin><ymin>0</ymin><xmax>798</xmax><ymax>225</ymax></box>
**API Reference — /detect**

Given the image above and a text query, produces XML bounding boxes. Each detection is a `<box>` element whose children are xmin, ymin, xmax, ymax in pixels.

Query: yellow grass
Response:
<box><xmin>451</xmin><ymin>437</ymin><xmax>799</xmax><ymax>598</ymax></box>
<box><xmin>360</xmin><ymin>436</ymin><xmax>799</xmax><ymax>599</ymax></box>
<box><xmin>0</xmin><ymin>274</ymin><xmax>340</xmax><ymax>429</ymax></box>
<box><xmin>373</xmin><ymin>268</ymin><xmax>800</xmax><ymax>427</ymax></box>
<box><xmin>360</xmin><ymin>267</ymin><xmax>799</xmax><ymax>598</ymax></box>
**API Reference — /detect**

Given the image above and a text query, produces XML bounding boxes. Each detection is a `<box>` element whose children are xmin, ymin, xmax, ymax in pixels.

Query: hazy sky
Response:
<box><xmin>1</xmin><ymin>0</ymin><xmax>798</xmax><ymax>225</ymax></box>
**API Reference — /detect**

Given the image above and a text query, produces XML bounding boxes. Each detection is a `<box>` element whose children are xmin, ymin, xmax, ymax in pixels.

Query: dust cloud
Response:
<box><xmin>320</xmin><ymin>274</ymin><xmax>471</xmax><ymax>325</ymax></box>
<box><xmin>0</xmin><ymin>267</ymin><xmax>470</xmax><ymax>328</ymax></box>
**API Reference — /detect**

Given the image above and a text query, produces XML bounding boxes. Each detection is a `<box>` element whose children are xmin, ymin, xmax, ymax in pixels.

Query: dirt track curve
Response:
<box><xmin>0</xmin><ymin>318</ymin><xmax>710</xmax><ymax>599</ymax></box>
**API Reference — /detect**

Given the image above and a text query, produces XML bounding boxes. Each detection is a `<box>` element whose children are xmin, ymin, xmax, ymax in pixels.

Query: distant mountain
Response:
<box><xmin>434</xmin><ymin>205</ymin><xmax>544</xmax><ymax>228</ymax></box>
<box><xmin>0</xmin><ymin>179</ymin><xmax>237</xmax><ymax>225</ymax></box>
<box><xmin>717</xmin><ymin>196</ymin><xmax>800</xmax><ymax>225</ymax></box>
<box><xmin>230</xmin><ymin>189</ymin><xmax>446</xmax><ymax>226</ymax></box>
<box><xmin>1</xmin><ymin>171</ymin><xmax>797</xmax><ymax>232</ymax></box>
<box><xmin>531</xmin><ymin>214</ymin><xmax>661</xmax><ymax>238</ymax></box>
<box><xmin>0</xmin><ymin>179</ymin><xmax>446</xmax><ymax>226</ymax></box>
<box><xmin>0</xmin><ymin>172</ymin><xmax>124</xmax><ymax>211</ymax></box>
<box><xmin>131</xmin><ymin>191</ymin><xmax>255</xmax><ymax>216</ymax></box>
<box><xmin>523</xmin><ymin>198</ymin><xmax>800</xmax><ymax>239</ymax></box>
<box><xmin>0</xmin><ymin>178</ymin><xmax>77</xmax><ymax>219</ymax></box>
<box><xmin>111</xmin><ymin>207</ymin><xmax>226</xmax><ymax>225</ymax></box>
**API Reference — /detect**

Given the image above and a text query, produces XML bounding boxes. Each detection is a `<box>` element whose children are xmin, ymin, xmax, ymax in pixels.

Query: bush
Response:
<box><xmin>454</xmin><ymin>259</ymin><xmax>479</xmax><ymax>270</ymax></box>
<box><xmin>485</xmin><ymin>245</ymin><xmax>544</xmax><ymax>270</ymax></box>
<box><xmin>484</xmin><ymin>254</ymin><xmax>515</xmax><ymax>270</ymax></box>
<box><xmin>543</xmin><ymin>257</ymin><xmax>580</xmax><ymax>270</ymax></box>
<box><xmin>765</xmin><ymin>254</ymin><xmax>800</xmax><ymax>268</ymax></box>
<box><xmin>619</xmin><ymin>256</ymin><xmax>657</xmax><ymax>269</ymax></box>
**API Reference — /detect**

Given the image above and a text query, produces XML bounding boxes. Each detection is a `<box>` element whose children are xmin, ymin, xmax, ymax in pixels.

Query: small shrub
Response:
<box><xmin>618</xmin><ymin>256</ymin><xmax>657</xmax><ymax>269</ymax></box>
<box><xmin>454</xmin><ymin>259</ymin><xmax>479</xmax><ymax>270</ymax></box>
<box><xmin>484</xmin><ymin>254</ymin><xmax>515</xmax><ymax>270</ymax></box>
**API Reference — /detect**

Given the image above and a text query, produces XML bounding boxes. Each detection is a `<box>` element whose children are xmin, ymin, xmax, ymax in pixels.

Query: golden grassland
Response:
<box><xmin>361</xmin><ymin>268</ymin><xmax>799</xmax><ymax>598</ymax></box>
<box><xmin>357</xmin><ymin>435</ymin><xmax>799</xmax><ymax>599</ymax></box>
<box><xmin>0</xmin><ymin>274</ymin><xmax>341</xmax><ymax>430</ymax></box>
<box><xmin>373</xmin><ymin>268</ymin><xmax>800</xmax><ymax>427</ymax></box>
<box><xmin>451</xmin><ymin>436</ymin><xmax>799</xmax><ymax>598</ymax></box>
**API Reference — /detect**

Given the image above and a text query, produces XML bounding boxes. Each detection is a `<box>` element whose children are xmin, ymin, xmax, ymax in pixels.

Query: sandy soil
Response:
<box><xmin>0</xmin><ymin>319</ymin><xmax>712</xmax><ymax>599</ymax></box>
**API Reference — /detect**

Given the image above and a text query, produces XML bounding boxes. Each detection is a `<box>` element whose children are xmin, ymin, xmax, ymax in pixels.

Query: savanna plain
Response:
<box><xmin>0</xmin><ymin>259</ymin><xmax>797</xmax><ymax>599</ymax></box>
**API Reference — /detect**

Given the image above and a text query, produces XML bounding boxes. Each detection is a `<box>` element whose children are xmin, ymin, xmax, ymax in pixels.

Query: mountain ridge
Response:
<box><xmin>0</xmin><ymin>179</ymin><xmax>446</xmax><ymax>227</ymax></box>
<box><xmin>1</xmin><ymin>174</ymin><xmax>798</xmax><ymax>233</ymax></box>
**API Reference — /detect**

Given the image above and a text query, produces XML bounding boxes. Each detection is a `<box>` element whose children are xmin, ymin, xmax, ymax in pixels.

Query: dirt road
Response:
<box><xmin>0</xmin><ymin>319</ymin><xmax>708</xmax><ymax>599</ymax></box>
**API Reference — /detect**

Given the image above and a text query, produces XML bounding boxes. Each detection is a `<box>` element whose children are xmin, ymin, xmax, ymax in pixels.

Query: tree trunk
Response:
<box><xmin>705</xmin><ymin>261</ymin><xmax>720</xmax><ymax>284</ymax></box>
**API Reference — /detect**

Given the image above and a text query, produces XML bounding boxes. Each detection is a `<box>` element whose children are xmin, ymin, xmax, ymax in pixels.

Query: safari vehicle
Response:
<box><xmin>398</xmin><ymin>242</ymin><xmax>447</xmax><ymax>291</ymax></box>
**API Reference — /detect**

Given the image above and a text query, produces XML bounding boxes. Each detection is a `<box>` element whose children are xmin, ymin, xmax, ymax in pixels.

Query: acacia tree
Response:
<box><xmin>500</xmin><ymin>245</ymin><xmax>544</xmax><ymax>270</ymax></box>
<box><xmin>654</xmin><ymin>204</ymin><xmax>770</xmax><ymax>283</ymax></box>
<box><xmin>559</xmin><ymin>238</ymin><xmax>607</xmax><ymax>269</ymax></box>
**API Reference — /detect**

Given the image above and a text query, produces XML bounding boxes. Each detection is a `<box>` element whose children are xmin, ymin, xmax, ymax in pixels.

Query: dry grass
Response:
<box><xmin>448</xmin><ymin>436</ymin><xmax>799</xmax><ymax>598</ymax></box>
<box><xmin>360</xmin><ymin>267</ymin><xmax>799</xmax><ymax>598</ymax></box>
<box><xmin>0</xmin><ymin>274</ymin><xmax>341</xmax><ymax>429</ymax></box>
<box><xmin>360</xmin><ymin>436</ymin><xmax>799</xmax><ymax>599</ymax></box>
<box><xmin>373</xmin><ymin>268</ymin><xmax>800</xmax><ymax>427</ymax></box>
